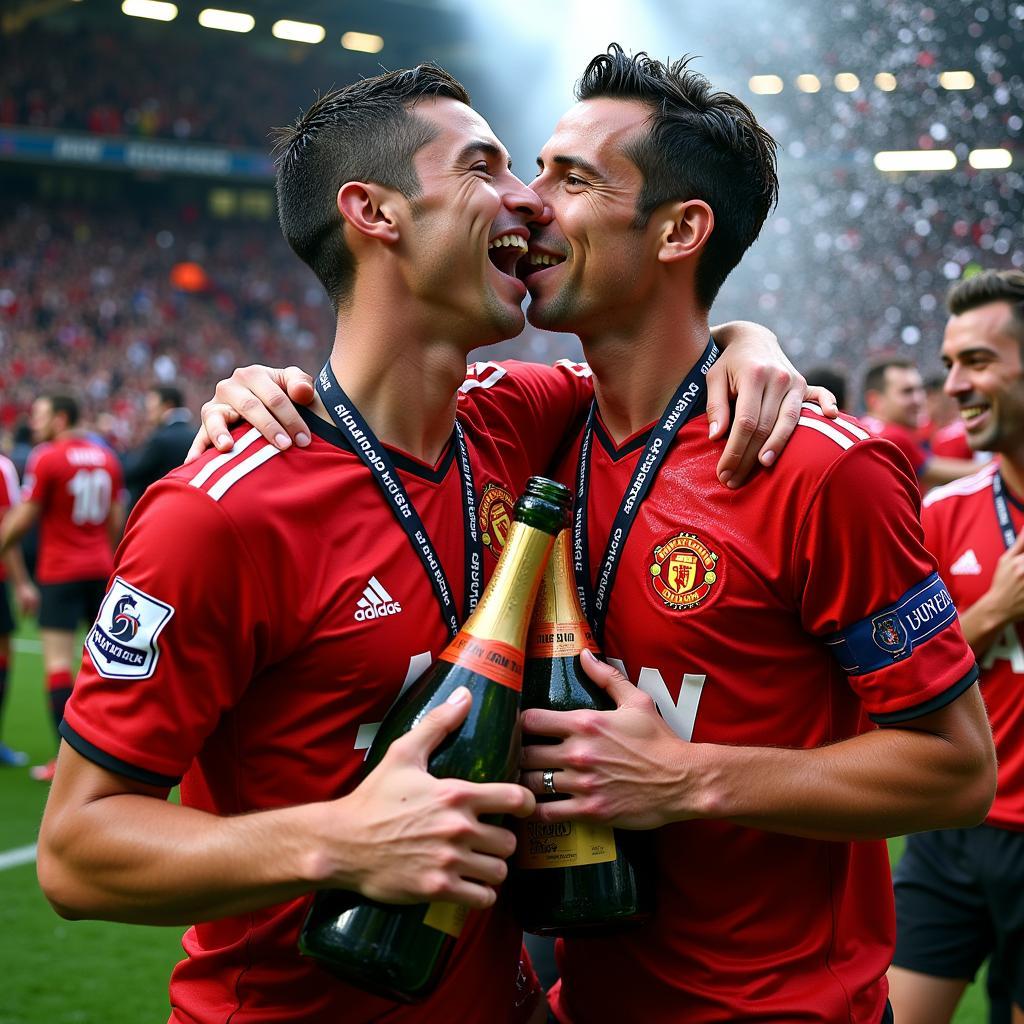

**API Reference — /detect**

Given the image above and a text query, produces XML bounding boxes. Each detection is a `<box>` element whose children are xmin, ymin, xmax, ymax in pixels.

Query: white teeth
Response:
<box><xmin>962</xmin><ymin>406</ymin><xmax>987</xmax><ymax>422</ymax></box>
<box><xmin>488</xmin><ymin>233</ymin><xmax>527</xmax><ymax>250</ymax></box>
<box><xmin>527</xmin><ymin>252</ymin><xmax>565</xmax><ymax>266</ymax></box>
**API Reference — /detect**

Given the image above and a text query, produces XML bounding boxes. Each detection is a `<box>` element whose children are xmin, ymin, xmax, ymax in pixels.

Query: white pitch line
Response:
<box><xmin>0</xmin><ymin>843</ymin><xmax>37</xmax><ymax>871</ymax></box>
<box><xmin>12</xmin><ymin>638</ymin><xmax>42</xmax><ymax>654</ymax></box>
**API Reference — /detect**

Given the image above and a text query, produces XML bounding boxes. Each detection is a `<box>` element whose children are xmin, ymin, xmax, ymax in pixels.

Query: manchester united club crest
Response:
<box><xmin>478</xmin><ymin>483</ymin><xmax>515</xmax><ymax>557</ymax></box>
<box><xmin>649</xmin><ymin>531</ymin><xmax>720</xmax><ymax>611</ymax></box>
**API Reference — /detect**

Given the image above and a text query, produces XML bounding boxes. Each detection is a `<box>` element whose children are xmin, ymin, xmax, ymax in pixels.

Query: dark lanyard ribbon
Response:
<box><xmin>992</xmin><ymin>472</ymin><xmax>1018</xmax><ymax>550</ymax></box>
<box><xmin>316</xmin><ymin>361</ymin><xmax>482</xmax><ymax>639</ymax></box>
<box><xmin>573</xmin><ymin>338</ymin><xmax>720</xmax><ymax>644</ymax></box>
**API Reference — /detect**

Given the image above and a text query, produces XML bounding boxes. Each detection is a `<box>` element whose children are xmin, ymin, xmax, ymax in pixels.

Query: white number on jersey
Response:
<box><xmin>981</xmin><ymin>624</ymin><xmax>1024</xmax><ymax>674</ymax></box>
<box><xmin>354</xmin><ymin>650</ymin><xmax>433</xmax><ymax>754</ymax></box>
<box><xmin>607</xmin><ymin>659</ymin><xmax>707</xmax><ymax>742</ymax></box>
<box><xmin>67</xmin><ymin>468</ymin><xmax>112</xmax><ymax>525</ymax></box>
<box><xmin>460</xmin><ymin>362</ymin><xmax>507</xmax><ymax>394</ymax></box>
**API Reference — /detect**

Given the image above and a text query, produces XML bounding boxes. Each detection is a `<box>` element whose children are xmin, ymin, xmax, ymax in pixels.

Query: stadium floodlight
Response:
<box><xmin>969</xmin><ymin>148</ymin><xmax>1013</xmax><ymax>169</ymax></box>
<box><xmin>874</xmin><ymin>150</ymin><xmax>957</xmax><ymax>172</ymax></box>
<box><xmin>874</xmin><ymin>72</ymin><xmax>897</xmax><ymax>91</ymax></box>
<box><xmin>748</xmin><ymin>75</ymin><xmax>783</xmax><ymax>95</ymax></box>
<box><xmin>342</xmin><ymin>31</ymin><xmax>384</xmax><ymax>53</ymax></box>
<box><xmin>834</xmin><ymin>73</ymin><xmax>860</xmax><ymax>92</ymax></box>
<box><xmin>199</xmin><ymin>8</ymin><xmax>255</xmax><ymax>32</ymax></box>
<box><xmin>795</xmin><ymin>74</ymin><xmax>821</xmax><ymax>93</ymax></box>
<box><xmin>272</xmin><ymin>19</ymin><xmax>325</xmax><ymax>43</ymax></box>
<box><xmin>939</xmin><ymin>70</ymin><xmax>975</xmax><ymax>90</ymax></box>
<box><xmin>122</xmin><ymin>0</ymin><xmax>178</xmax><ymax>21</ymax></box>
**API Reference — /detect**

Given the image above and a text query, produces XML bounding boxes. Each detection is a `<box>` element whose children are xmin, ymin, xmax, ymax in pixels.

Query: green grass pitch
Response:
<box><xmin>0</xmin><ymin>617</ymin><xmax>991</xmax><ymax>1022</ymax></box>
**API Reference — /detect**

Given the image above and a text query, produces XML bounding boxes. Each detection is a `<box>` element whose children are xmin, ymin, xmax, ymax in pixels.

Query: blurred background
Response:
<box><xmin>0</xmin><ymin>2</ymin><xmax>1020</xmax><ymax>1020</ymax></box>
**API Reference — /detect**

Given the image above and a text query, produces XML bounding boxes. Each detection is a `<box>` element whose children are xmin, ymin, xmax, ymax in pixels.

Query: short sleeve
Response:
<box><xmin>22</xmin><ymin>447</ymin><xmax>49</xmax><ymax>505</ymax></box>
<box><xmin>60</xmin><ymin>480</ymin><xmax>272</xmax><ymax>785</ymax></box>
<box><xmin>795</xmin><ymin>440</ymin><xmax>977</xmax><ymax>722</ymax></box>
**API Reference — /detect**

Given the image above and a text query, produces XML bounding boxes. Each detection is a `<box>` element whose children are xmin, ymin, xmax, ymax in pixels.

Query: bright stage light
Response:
<box><xmin>874</xmin><ymin>72</ymin><xmax>897</xmax><ymax>91</ymax></box>
<box><xmin>749</xmin><ymin>75</ymin><xmax>783</xmax><ymax>95</ymax></box>
<box><xmin>795</xmin><ymin>74</ymin><xmax>821</xmax><ymax>93</ymax></box>
<box><xmin>199</xmin><ymin>9</ymin><xmax>254</xmax><ymax>32</ymax></box>
<box><xmin>122</xmin><ymin>0</ymin><xmax>178</xmax><ymax>21</ymax></box>
<box><xmin>969</xmin><ymin>148</ymin><xmax>1012</xmax><ymax>169</ymax></box>
<box><xmin>940</xmin><ymin>70</ymin><xmax>975</xmax><ymax>90</ymax></box>
<box><xmin>874</xmin><ymin>150</ymin><xmax>957</xmax><ymax>172</ymax></box>
<box><xmin>835</xmin><ymin>73</ymin><xmax>860</xmax><ymax>92</ymax></box>
<box><xmin>342</xmin><ymin>31</ymin><xmax>384</xmax><ymax>53</ymax></box>
<box><xmin>272</xmin><ymin>19</ymin><xmax>325</xmax><ymax>43</ymax></box>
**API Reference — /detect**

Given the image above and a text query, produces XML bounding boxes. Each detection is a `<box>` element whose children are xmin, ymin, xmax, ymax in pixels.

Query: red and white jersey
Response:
<box><xmin>923</xmin><ymin>462</ymin><xmax>1024</xmax><ymax>830</ymax></box>
<box><xmin>62</xmin><ymin>360</ymin><xmax>591</xmax><ymax>1024</ymax></box>
<box><xmin>549</xmin><ymin>403</ymin><xmax>976</xmax><ymax>1024</ymax></box>
<box><xmin>929</xmin><ymin>418</ymin><xmax>974</xmax><ymax>461</ymax></box>
<box><xmin>0</xmin><ymin>453</ymin><xmax>21</xmax><ymax>584</ymax></box>
<box><xmin>22</xmin><ymin>436</ymin><xmax>123</xmax><ymax>584</ymax></box>
<box><xmin>863</xmin><ymin>416</ymin><xmax>928</xmax><ymax>479</ymax></box>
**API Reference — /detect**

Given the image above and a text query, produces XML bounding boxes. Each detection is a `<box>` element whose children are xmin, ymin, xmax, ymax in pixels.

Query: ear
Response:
<box><xmin>656</xmin><ymin>199</ymin><xmax>714</xmax><ymax>264</ymax></box>
<box><xmin>337</xmin><ymin>181</ymin><xmax>402</xmax><ymax>244</ymax></box>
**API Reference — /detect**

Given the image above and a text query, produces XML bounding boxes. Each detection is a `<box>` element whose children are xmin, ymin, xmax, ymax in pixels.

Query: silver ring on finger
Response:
<box><xmin>542</xmin><ymin>769</ymin><xmax>557</xmax><ymax>796</ymax></box>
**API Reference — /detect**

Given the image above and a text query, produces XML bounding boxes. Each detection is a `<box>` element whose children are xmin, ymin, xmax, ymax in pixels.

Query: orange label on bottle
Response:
<box><xmin>527</xmin><ymin>621</ymin><xmax>598</xmax><ymax>659</ymax></box>
<box><xmin>422</xmin><ymin>900</ymin><xmax>469</xmax><ymax>937</ymax></box>
<box><xmin>438</xmin><ymin>635</ymin><xmax>525</xmax><ymax>692</ymax></box>
<box><xmin>515</xmin><ymin>820</ymin><xmax>618</xmax><ymax>869</ymax></box>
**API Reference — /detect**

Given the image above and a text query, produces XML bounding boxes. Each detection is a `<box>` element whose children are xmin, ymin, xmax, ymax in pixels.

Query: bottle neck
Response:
<box><xmin>528</xmin><ymin>529</ymin><xmax>599</xmax><ymax>657</ymax></box>
<box><xmin>461</xmin><ymin>520</ymin><xmax>556</xmax><ymax>651</ymax></box>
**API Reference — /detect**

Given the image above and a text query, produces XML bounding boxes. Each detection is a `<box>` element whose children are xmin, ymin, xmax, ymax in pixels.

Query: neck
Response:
<box><xmin>312</xmin><ymin>285</ymin><xmax>468</xmax><ymax>464</ymax></box>
<box><xmin>999</xmin><ymin>451</ymin><xmax>1024</xmax><ymax>499</ymax></box>
<box><xmin>581</xmin><ymin>301</ymin><xmax>710</xmax><ymax>444</ymax></box>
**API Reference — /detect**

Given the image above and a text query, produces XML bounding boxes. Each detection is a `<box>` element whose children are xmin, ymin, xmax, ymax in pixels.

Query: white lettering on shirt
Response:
<box><xmin>982</xmin><ymin>625</ymin><xmax>1024</xmax><ymax>675</ymax></box>
<box><xmin>608</xmin><ymin>658</ymin><xmax>707</xmax><ymax>742</ymax></box>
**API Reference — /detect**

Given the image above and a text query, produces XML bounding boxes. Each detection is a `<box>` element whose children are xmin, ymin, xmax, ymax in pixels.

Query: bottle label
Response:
<box><xmin>438</xmin><ymin>635</ymin><xmax>524</xmax><ymax>692</ymax></box>
<box><xmin>527</xmin><ymin>621</ymin><xmax>598</xmax><ymax>659</ymax></box>
<box><xmin>422</xmin><ymin>900</ymin><xmax>469</xmax><ymax>937</ymax></box>
<box><xmin>515</xmin><ymin>820</ymin><xmax>618</xmax><ymax>869</ymax></box>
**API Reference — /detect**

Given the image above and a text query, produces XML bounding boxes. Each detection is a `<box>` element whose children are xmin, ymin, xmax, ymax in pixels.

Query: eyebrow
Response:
<box><xmin>950</xmin><ymin>346</ymin><xmax>999</xmax><ymax>361</ymax></box>
<box><xmin>457</xmin><ymin>140</ymin><xmax>512</xmax><ymax>170</ymax></box>
<box><xmin>537</xmin><ymin>153</ymin><xmax>602</xmax><ymax>178</ymax></box>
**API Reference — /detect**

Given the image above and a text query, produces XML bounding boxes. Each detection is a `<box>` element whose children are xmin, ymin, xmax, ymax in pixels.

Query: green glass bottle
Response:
<box><xmin>299</xmin><ymin>476</ymin><xmax>571</xmax><ymax>1002</ymax></box>
<box><xmin>510</xmin><ymin>529</ymin><xmax>653</xmax><ymax>936</ymax></box>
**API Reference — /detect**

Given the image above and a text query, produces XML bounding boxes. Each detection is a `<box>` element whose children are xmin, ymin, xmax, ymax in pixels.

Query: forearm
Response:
<box><xmin>958</xmin><ymin>595</ymin><xmax>1011</xmax><ymax>658</ymax></box>
<box><xmin>2</xmin><ymin>545</ymin><xmax>30</xmax><ymax>588</ymax></box>
<box><xmin>685</xmin><ymin>699</ymin><xmax>994</xmax><ymax>840</ymax></box>
<box><xmin>39</xmin><ymin>782</ymin><xmax>343</xmax><ymax>924</ymax></box>
<box><xmin>0</xmin><ymin>502</ymin><xmax>36</xmax><ymax>555</ymax></box>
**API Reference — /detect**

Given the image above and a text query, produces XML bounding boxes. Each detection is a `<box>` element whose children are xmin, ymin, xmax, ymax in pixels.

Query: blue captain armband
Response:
<box><xmin>825</xmin><ymin>573</ymin><xmax>957</xmax><ymax>676</ymax></box>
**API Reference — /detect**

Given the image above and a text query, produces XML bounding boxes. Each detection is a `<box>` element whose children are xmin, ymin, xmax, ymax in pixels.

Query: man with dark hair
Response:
<box><xmin>805</xmin><ymin>364</ymin><xmax>850</xmax><ymax>411</ymax></box>
<box><xmin>34</xmin><ymin>63</ymin><xmax>812</xmax><ymax>1024</ymax></box>
<box><xmin>0</xmin><ymin>393</ymin><xmax>123</xmax><ymax>782</ymax></box>
<box><xmin>889</xmin><ymin>269</ymin><xmax>1024</xmax><ymax>1024</ymax></box>
<box><xmin>123</xmin><ymin>385</ymin><xmax>194</xmax><ymax>510</ymax></box>
<box><xmin>198</xmin><ymin>46</ymin><xmax>995</xmax><ymax>1024</ymax></box>
<box><xmin>863</xmin><ymin>357</ymin><xmax>975</xmax><ymax>488</ymax></box>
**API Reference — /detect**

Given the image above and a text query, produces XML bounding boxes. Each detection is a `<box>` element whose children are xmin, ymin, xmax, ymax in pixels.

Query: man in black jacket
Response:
<box><xmin>123</xmin><ymin>386</ymin><xmax>194</xmax><ymax>510</ymax></box>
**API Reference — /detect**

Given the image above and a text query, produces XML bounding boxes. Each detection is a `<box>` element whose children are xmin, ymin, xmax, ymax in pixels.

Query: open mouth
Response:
<box><xmin>487</xmin><ymin>233</ymin><xmax>528</xmax><ymax>278</ymax></box>
<box><xmin>961</xmin><ymin>403</ymin><xmax>990</xmax><ymax>428</ymax></box>
<box><xmin>518</xmin><ymin>248</ymin><xmax>568</xmax><ymax>281</ymax></box>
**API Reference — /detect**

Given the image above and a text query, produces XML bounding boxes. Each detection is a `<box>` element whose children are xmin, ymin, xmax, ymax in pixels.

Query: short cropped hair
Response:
<box><xmin>273</xmin><ymin>65</ymin><xmax>471</xmax><ymax>310</ymax></box>
<box><xmin>863</xmin><ymin>358</ymin><xmax>917</xmax><ymax>399</ymax></box>
<box><xmin>947</xmin><ymin>270</ymin><xmax>1024</xmax><ymax>344</ymax></box>
<box><xmin>45</xmin><ymin>393</ymin><xmax>80</xmax><ymax>427</ymax></box>
<box><xmin>150</xmin><ymin>385</ymin><xmax>183</xmax><ymax>408</ymax></box>
<box><xmin>576</xmin><ymin>44</ymin><xmax>779</xmax><ymax>309</ymax></box>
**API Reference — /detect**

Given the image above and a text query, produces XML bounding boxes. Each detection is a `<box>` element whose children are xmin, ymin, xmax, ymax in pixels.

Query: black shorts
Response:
<box><xmin>0</xmin><ymin>583</ymin><xmax>13</xmax><ymax>636</ymax></box>
<box><xmin>893</xmin><ymin>824</ymin><xmax>1024</xmax><ymax>1008</ymax></box>
<box><xmin>38</xmin><ymin>579</ymin><xmax>107</xmax><ymax>631</ymax></box>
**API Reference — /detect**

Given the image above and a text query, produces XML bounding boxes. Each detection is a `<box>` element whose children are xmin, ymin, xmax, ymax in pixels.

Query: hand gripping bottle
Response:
<box><xmin>299</xmin><ymin>477</ymin><xmax>572</xmax><ymax>1001</ymax></box>
<box><xmin>510</xmin><ymin>529</ymin><xmax>653</xmax><ymax>936</ymax></box>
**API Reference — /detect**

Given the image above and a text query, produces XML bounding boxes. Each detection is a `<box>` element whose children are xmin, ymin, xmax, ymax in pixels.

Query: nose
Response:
<box><xmin>504</xmin><ymin>175</ymin><xmax>543</xmax><ymax>219</ymax></box>
<box><xmin>944</xmin><ymin>364</ymin><xmax>968</xmax><ymax>397</ymax></box>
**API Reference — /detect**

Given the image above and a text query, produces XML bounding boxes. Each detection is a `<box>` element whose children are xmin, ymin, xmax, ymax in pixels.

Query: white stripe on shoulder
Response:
<box><xmin>922</xmin><ymin>464</ymin><xmax>997</xmax><ymax>507</ymax></box>
<box><xmin>187</xmin><ymin>428</ymin><xmax>262</xmax><ymax>489</ymax></box>
<box><xmin>797</xmin><ymin>416</ymin><xmax>855</xmax><ymax>450</ymax></box>
<box><xmin>206</xmin><ymin>444</ymin><xmax>281</xmax><ymax>501</ymax></box>
<box><xmin>800</xmin><ymin>402</ymin><xmax>870</xmax><ymax>440</ymax></box>
<box><xmin>0</xmin><ymin>455</ymin><xmax>20</xmax><ymax>507</ymax></box>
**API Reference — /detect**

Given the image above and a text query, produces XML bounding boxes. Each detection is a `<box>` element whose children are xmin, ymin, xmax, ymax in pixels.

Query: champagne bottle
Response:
<box><xmin>299</xmin><ymin>476</ymin><xmax>571</xmax><ymax>1002</ymax></box>
<box><xmin>510</xmin><ymin>529</ymin><xmax>653</xmax><ymax>936</ymax></box>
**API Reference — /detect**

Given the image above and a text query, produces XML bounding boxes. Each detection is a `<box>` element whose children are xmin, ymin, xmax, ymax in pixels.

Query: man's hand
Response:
<box><xmin>16</xmin><ymin>580</ymin><xmax>39</xmax><ymax>617</ymax></box>
<box><xmin>332</xmin><ymin>687</ymin><xmax>535</xmax><ymax>908</ymax></box>
<box><xmin>708</xmin><ymin>321</ymin><xmax>838</xmax><ymax>488</ymax></box>
<box><xmin>186</xmin><ymin>366</ymin><xmax>315</xmax><ymax>463</ymax></box>
<box><xmin>960</xmin><ymin>530</ymin><xmax>1024</xmax><ymax>656</ymax></box>
<box><xmin>519</xmin><ymin>652</ymin><xmax>694</xmax><ymax>831</ymax></box>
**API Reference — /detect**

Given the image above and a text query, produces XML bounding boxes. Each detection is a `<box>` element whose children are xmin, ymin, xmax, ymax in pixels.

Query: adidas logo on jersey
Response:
<box><xmin>950</xmin><ymin>549</ymin><xmax>982</xmax><ymax>576</ymax></box>
<box><xmin>355</xmin><ymin>577</ymin><xmax>403</xmax><ymax>621</ymax></box>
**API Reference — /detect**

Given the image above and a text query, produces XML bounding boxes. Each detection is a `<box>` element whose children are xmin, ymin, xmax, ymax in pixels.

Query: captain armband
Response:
<box><xmin>825</xmin><ymin>572</ymin><xmax>957</xmax><ymax>676</ymax></box>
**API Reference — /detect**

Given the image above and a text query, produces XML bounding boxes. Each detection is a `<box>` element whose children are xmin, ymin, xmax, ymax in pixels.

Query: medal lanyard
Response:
<box><xmin>573</xmin><ymin>338</ymin><xmax>720</xmax><ymax>645</ymax></box>
<box><xmin>316</xmin><ymin>361</ymin><xmax>482</xmax><ymax>640</ymax></box>
<box><xmin>992</xmin><ymin>472</ymin><xmax>1018</xmax><ymax>550</ymax></box>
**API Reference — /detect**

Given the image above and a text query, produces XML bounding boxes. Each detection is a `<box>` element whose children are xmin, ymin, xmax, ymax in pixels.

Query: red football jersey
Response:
<box><xmin>863</xmin><ymin>416</ymin><xmax>928</xmax><ymax>478</ymax></box>
<box><xmin>922</xmin><ymin>463</ymin><xmax>1024</xmax><ymax>830</ymax></box>
<box><xmin>929</xmin><ymin>419</ymin><xmax>974</xmax><ymax>461</ymax></box>
<box><xmin>22</xmin><ymin>437</ymin><xmax>123</xmax><ymax>584</ymax></box>
<box><xmin>0</xmin><ymin>453</ymin><xmax>19</xmax><ymax>583</ymax></box>
<box><xmin>549</xmin><ymin>403</ymin><xmax>976</xmax><ymax>1024</ymax></box>
<box><xmin>61</xmin><ymin>361</ymin><xmax>591</xmax><ymax>1024</ymax></box>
